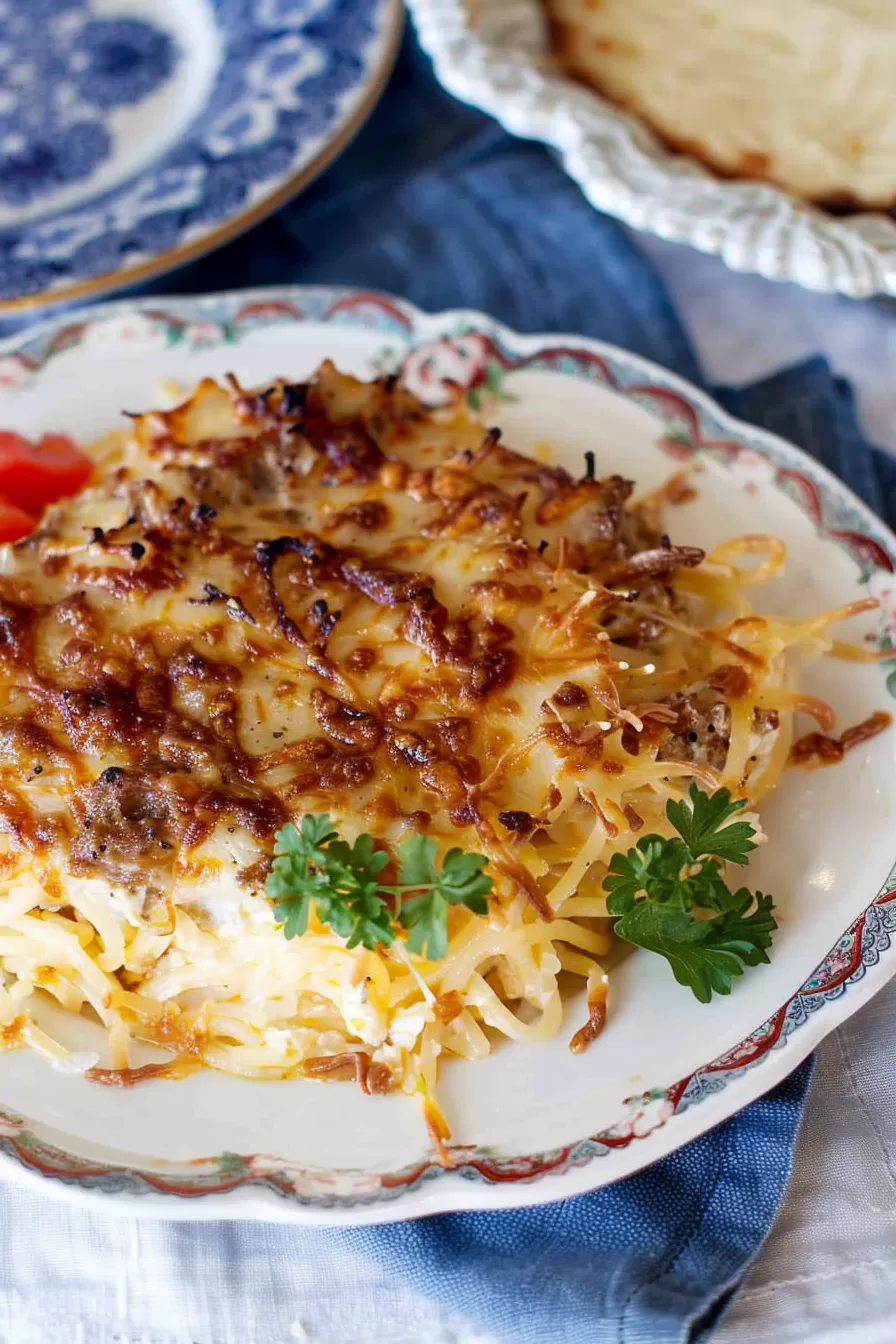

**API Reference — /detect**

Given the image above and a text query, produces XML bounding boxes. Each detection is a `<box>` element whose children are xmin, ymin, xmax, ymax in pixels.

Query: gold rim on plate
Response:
<box><xmin>0</xmin><ymin>1</ymin><xmax>405</xmax><ymax>317</ymax></box>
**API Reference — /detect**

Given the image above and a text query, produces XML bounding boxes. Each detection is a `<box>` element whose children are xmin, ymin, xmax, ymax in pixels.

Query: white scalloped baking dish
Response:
<box><xmin>407</xmin><ymin>0</ymin><xmax>896</xmax><ymax>299</ymax></box>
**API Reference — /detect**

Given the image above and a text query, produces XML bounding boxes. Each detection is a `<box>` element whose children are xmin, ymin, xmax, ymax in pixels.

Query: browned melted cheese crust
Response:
<box><xmin>0</xmin><ymin>362</ymin><xmax>701</xmax><ymax>912</ymax></box>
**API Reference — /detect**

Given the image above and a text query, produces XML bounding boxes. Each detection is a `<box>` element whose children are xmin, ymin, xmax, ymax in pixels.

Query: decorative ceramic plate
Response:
<box><xmin>0</xmin><ymin>0</ymin><xmax>402</xmax><ymax>313</ymax></box>
<box><xmin>407</xmin><ymin>0</ymin><xmax>896</xmax><ymax>300</ymax></box>
<box><xmin>0</xmin><ymin>286</ymin><xmax>895</xmax><ymax>1223</ymax></box>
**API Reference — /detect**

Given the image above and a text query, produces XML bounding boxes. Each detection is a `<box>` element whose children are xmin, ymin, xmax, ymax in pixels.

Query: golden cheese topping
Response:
<box><xmin>0</xmin><ymin>360</ymin><xmax>696</xmax><ymax>910</ymax></box>
<box><xmin>0</xmin><ymin>359</ymin><xmax>876</xmax><ymax>1122</ymax></box>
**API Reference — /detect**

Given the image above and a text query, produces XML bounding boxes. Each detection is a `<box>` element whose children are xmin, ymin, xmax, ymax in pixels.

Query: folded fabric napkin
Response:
<box><xmin>5</xmin><ymin>29</ymin><xmax>895</xmax><ymax>1344</ymax></box>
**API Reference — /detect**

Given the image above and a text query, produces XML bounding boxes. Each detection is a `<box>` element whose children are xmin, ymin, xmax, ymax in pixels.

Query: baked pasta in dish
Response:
<box><xmin>0</xmin><ymin>361</ymin><xmax>885</xmax><ymax>1153</ymax></box>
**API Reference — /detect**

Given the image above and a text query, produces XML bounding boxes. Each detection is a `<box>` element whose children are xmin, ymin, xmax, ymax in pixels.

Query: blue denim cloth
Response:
<box><xmin>11</xmin><ymin>29</ymin><xmax>896</xmax><ymax>1344</ymax></box>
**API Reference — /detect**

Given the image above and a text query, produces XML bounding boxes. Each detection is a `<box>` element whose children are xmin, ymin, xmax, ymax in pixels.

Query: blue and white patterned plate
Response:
<box><xmin>0</xmin><ymin>0</ymin><xmax>402</xmax><ymax>312</ymax></box>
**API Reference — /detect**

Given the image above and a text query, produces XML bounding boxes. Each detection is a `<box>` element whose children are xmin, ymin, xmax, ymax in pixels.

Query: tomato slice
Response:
<box><xmin>0</xmin><ymin>431</ymin><xmax>93</xmax><ymax>513</ymax></box>
<box><xmin>0</xmin><ymin>495</ymin><xmax>37</xmax><ymax>543</ymax></box>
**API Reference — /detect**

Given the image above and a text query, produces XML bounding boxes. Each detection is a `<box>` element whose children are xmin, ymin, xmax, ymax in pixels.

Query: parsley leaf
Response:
<box><xmin>604</xmin><ymin>836</ymin><xmax>692</xmax><ymax>913</ymax></box>
<box><xmin>665</xmin><ymin>783</ymin><xmax>758</xmax><ymax>865</ymax></box>
<box><xmin>267</xmin><ymin>816</ymin><xmax>394</xmax><ymax>950</ymax></box>
<box><xmin>395</xmin><ymin>837</ymin><xmax>492</xmax><ymax>961</ymax></box>
<box><xmin>265</xmin><ymin>817</ymin><xmax>492</xmax><ymax>959</ymax></box>
<box><xmin>603</xmin><ymin>786</ymin><xmax>776</xmax><ymax>1001</ymax></box>
<box><xmin>612</xmin><ymin>889</ymin><xmax>776</xmax><ymax>1003</ymax></box>
<box><xmin>265</xmin><ymin>817</ymin><xmax>337</xmax><ymax>939</ymax></box>
<box><xmin>395</xmin><ymin>833</ymin><xmax>439</xmax><ymax>889</ymax></box>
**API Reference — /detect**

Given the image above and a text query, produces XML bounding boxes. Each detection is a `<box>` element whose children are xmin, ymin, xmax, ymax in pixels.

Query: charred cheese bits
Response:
<box><xmin>0</xmin><ymin>360</ymin><xmax>878</xmax><ymax>1147</ymax></box>
<box><xmin>547</xmin><ymin>0</ymin><xmax>896</xmax><ymax>207</ymax></box>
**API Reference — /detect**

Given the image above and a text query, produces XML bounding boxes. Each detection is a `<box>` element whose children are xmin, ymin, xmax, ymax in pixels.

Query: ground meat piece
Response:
<box><xmin>181</xmin><ymin>442</ymin><xmax>291</xmax><ymax>509</ymax></box>
<box><xmin>71</xmin><ymin>767</ymin><xmax>183</xmax><ymax>881</ymax></box>
<box><xmin>599</xmin><ymin>577</ymin><xmax>674</xmax><ymax>648</ymax></box>
<box><xmin>531</xmin><ymin>472</ymin><xmax>633</xmax><ymax>531</ymax></box>
<box><xmin>752</xmin><ymin>707</ymin><xmax>779</xmax><ymax>734</ymax></box>
<box><xmin>588</xmin><ymin>475</ymin><xmax>636</xmax><ymax>542</ymax></box>
<box><xmin>308</xmin><ymin>420</ymin><xmax>385</xmax><ymax>485</ymax></box>
<box><xmin>658</xmin><ymin>689</ymin><xmax>731</xmax><ymax>771</ymax></box>
<box><xmin>608</xmin><ymin>614</ymin><xmax>667</xmax><ymax>649</ymax></box>
<box><xmin>553</xmin><ymin>681</ymin><xmax>589</xmax><ymax>708</ymax></box>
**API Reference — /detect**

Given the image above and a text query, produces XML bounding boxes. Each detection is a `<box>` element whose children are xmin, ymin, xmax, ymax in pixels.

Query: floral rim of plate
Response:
<box><xmin>0</xmin><ymin>285</ymin><xmax>893</xmax><ymax>1212</ymax></box>
<box><xmin>405</xmin><ymin>0</ymin><xmax>896</xmax><ymax>300</ymax></box>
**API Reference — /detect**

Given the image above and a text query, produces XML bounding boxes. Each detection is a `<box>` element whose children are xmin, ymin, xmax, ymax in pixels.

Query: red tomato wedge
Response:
<box><xmin>0</xmin><ymin>496</ymin><xmax>37</xmax><ymax>543</ymax></box>
<box><xmin>0</xmin><ymin>431</ymin><xmax>93</xmax><ymax>515</ymax></box>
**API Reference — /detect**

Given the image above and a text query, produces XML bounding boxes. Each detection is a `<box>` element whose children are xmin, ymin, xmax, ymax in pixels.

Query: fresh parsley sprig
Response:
<box><xmin>396</xmin><ymin>835</ymin><xmax>492</xmax><ymax>960</ymax></box>
<box><xmin>265</xmin><ymin>816</ymin><xmax>493</xmax><ymax>959</ymax></box>
<box><xmin>602</xmin><ymin>784</ymin><xmax>776</xmax><ymax>1003</ymax></box>
<box><xmin>266</xmin><ymin>816</ymin><xmax>395</xmax><ymax>949</ymax></box>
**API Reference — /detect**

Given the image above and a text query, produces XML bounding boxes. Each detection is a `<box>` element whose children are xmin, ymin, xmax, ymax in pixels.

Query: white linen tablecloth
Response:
<box><xmin>3</xmin><ymin>240</ymin><xmax>896</xmax><ymax>1343</ymax></box>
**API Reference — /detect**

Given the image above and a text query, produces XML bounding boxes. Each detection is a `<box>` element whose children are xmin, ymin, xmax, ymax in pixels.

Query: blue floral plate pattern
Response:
<box><xmin>0</xmin><ymin>0</ymin><xmax>402</xmax><ymax>310</ymax></box>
